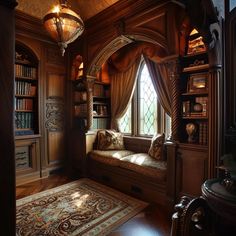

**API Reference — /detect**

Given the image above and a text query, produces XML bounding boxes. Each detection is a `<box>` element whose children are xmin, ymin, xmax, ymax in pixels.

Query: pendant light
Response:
<box><xmin>43</xmin><ymin>0</ymin><xmax>84</xmax><ymax>56</ymax></box>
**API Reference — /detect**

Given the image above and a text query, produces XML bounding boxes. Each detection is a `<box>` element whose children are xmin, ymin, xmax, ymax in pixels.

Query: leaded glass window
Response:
<box><xmin>119</xmin><ymin>104</ymin><xmax>131</xmax><ymax>134</ymax></box>
<box><xmin>119</xmin><ymin>60</ymin><xmax>171</xmax><ymax>137</ymax></box>
<box><xmin>138</xmin><ymin>63</ymin><xmax>157</xmax><ymax>135</ymax></box>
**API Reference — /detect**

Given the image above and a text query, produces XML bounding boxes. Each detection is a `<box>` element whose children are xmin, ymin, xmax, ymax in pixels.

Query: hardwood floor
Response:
<box><xmin>16</xmin><ymin>174</ymin><xmax>172</xmax><ymax>236</ymax></box>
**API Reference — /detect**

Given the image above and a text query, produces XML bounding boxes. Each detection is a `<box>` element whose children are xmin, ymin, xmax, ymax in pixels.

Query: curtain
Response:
<box><xmin>144</xmin><ymin>56</ymin><xmax>171</xmax><ymax>115</ymax></box>
<box><xmin>110</xmin><ymin>56</ymin><xmax>141</xmax><ymax>130</ymax></box>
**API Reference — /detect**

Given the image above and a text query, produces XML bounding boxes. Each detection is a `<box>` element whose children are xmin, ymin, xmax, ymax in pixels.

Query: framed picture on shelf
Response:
<box><xmin>188</xmin><ymin>73</ymin><xmax>208</xmax><ymax>92</ymax></box>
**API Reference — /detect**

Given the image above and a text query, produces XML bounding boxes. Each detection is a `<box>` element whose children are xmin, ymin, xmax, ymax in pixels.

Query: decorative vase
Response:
<box><xmin>186</xmin><ymin>123</ymin><xmax>197</xmax><ymax>143</ymax></box>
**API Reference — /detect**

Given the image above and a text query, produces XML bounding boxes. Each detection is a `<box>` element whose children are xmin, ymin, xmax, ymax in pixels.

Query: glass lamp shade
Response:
<box><xmin>43</xmin><ymin>5</ymin><xmax>84</xmax><ymax>56</ymax></box>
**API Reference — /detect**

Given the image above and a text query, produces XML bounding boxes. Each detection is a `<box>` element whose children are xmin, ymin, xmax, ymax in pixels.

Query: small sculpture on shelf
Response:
<box><xmin>186</xmin><ymin>122</ymin><xmax>198</xmax><ymax>143</ymax></box>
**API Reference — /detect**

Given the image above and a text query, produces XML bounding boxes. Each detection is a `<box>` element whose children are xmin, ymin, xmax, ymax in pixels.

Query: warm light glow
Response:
<box><xmin>52</xmin><ymin>5</ymin><xmax>60</xmax><ymax>13</ymax></box>
<box><xmin>190</xmin><ymin>28</ymin><xmax>199</xmax><ymax>36</ymax></box>
<box><xmin>73</xmin><ymin>194</ymin><xmax>89</xmax><ymax>208</ymax></box>
<box><xmin>130</xmin><ymin>155</ymin><xmax>145</xmax><ymax>165</ymax></box>
<box><xmin>79</xmin><ymin>62</ymin><xmax>84</xmax><ymax>70</ymax></box>
<box><xmin>71</xmin><ymin>192</ymin><xmax>81</xmax><ymax>199</ymax></box>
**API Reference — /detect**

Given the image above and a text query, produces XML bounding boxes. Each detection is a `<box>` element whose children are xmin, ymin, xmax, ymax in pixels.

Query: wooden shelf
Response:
<box><xmin>15</xmin><ymin>76</ymin><xmax>37</xmax><ymax>81</ymax></box>
<box><xmin>15</xmin><ymin>94</ymin><xmax>36</xmax><ymax>98</ymax></box>
<box><xmin>183</xmin><ymin>51</ymin><xmax>207</xmax><ymax>58</ymax></box>
<box><xmin>182</xmin><ymin>116</ymin><xmax>208</xmax><ymax>120</ymax></box>
<box><xmin>74</xmin><ymin>101</ymin><xmax>87</xmax><ymax>105</ymax></box>
<box><xmin>16</xmin><ymin>109</ymin><xmax>34</xmax><ymax>112</ymax></box>
<box><xmin>15</xmin><ymin>60</ymin><xmax>35</xmax><ymax>66</ymax></box>
<box><xmin>93</xmin><ymin>115</ymin><xmax>110</xmax><ymax>118</ymax></box>
<box><xmin>182</xmin><ymin>91</ymin><xmax>208</xmax><ymax>96</ymax></box>
<box><xmin>94</xmin><ymin>80</ymin><xmax>110</xmax><ymax>86</ymax></box>
<box><xmin>183</xmin><ymin>64</ymin><xmax>209</xmax><ymax>73</ymax></box>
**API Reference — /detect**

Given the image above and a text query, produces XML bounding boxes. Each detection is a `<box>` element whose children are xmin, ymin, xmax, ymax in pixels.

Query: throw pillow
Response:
<box><xmin>148</xmin><ymin>133</ymin><xmax>165</xmax><ymax>160</ymax></box>
<box><xmin>97</xmin><ymin>130</ymin><xmax>125</xmax><ymax>150</ymax></box>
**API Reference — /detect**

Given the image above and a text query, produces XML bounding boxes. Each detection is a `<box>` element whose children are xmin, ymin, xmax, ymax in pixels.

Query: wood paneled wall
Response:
<box><xmin>16</xmin><ymin>11</ymin><xmax>66</xmax><ymax>175</ymax></box>
<box><xmin>69</xmin><ymin>0</ymin><xmax>185</xmax><ymax>77</ymax></box>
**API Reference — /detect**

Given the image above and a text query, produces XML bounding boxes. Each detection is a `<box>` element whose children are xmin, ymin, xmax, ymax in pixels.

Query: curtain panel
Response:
<box><xmin>110</xmin><ymin>56</ymin><xmax>141</xmax><ymax>130</ymax></box>
<box><xmin>144</xmin><ymin>56</ymin><xmax>172</xmax><ymax>115</ymax></box>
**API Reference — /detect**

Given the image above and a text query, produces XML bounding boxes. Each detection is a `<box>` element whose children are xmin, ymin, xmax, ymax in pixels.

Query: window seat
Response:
<box><xmin>87</xmin><ymin>135</ymin><xmax>177</xmax><ymax>212</ymax></box>
<box><xmin>90</xmin><ymin>151</ymin><xmax>167</xmax><ymax>181</ymax></box>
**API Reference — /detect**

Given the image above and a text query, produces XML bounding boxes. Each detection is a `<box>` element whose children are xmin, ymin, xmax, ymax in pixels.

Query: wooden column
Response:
<box><xmin>207</xmin><ymin>23</ymin><xmax>222</xmax><ymax>179</ymax></box>
<box><xmin>208</xmin><ymin>66</ymin><xmax>222</xmax><ymax>178</ymax></box>
<box><xmin>0</xmin><ymin>0</ymin><xmax>17</xmax><ymax>235</ymax></box>
<box><xmin>167</xmin><ymin>56</ymin><xmax>181</xmax><ymax>141</ymax></box>
<box><xmin>85</xmin><ymin>76</ymin><xmax>95</xmax><ymax>131</ymax></box>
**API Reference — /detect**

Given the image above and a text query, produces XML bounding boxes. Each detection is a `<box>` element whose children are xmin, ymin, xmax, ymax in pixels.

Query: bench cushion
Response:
<box><xmin>89</xmin><ymin>150</ymin><xmax>135</xmax><ymax>166</ymax></box>
<box><xmin>119</xmin><ymin>153</ymin><xmax>167</xmax><ymax>181</ymax></box>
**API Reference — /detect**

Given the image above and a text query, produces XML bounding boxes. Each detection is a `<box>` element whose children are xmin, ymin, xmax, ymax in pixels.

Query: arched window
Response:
<box><xmin>119</xmin><ymin>60</ymin><xmax>171</xmax><ymax>137</ymax></box>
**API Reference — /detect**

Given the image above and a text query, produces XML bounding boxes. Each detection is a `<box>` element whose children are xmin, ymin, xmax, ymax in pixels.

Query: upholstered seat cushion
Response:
<box><xmin>119</xmin><ymin>153</ymin><xmax>167</xmax><ymax>181</ymax></box>
<box><xmin>89</xmin><ymin>150</ymin><xmax>135</xmax><ymax>166</ymax></box>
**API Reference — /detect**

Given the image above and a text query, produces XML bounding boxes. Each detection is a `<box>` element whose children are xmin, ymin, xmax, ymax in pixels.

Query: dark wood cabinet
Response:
<box><xmin>177</xmin><ymin>143</ymin><xmax>208</xmax><ymax>198</ymax></box>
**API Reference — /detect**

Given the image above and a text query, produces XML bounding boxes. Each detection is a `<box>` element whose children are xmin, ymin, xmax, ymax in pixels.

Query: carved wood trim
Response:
<box><xmin>85</xmin><ymin>76</ymin><xmax>95</xmax><ymax>130</ymax></box>
<box><xmin>45</xmin><ymin>97</ymin><xmax>64</xmax><ymax>132</ymax></box>
<box><xmin>163</xmin><ymin>55</ymin><xmax>181</xmax><ymax>141</ymax></box>
<box><xmin>15</xmin><ymin>10</ymin><xmax>55</xmax><ymax>44</ymax></box>
<box><xmin>87</xmin><ymin>35</ymin><xmax>133</xmax><ymax>76</ymax></box>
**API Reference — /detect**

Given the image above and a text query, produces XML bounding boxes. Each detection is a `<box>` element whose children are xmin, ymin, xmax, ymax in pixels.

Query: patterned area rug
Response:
<box><xmin>16</xmin><ymin>178</ymin><xmax>148</xmax><ymax>236</ymax></box>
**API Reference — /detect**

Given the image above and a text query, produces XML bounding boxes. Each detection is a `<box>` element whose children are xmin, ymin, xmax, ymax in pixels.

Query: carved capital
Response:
<box><xmin>85</xmin><ymin>75</ymin><xmax>96</xmax><ymax>92</ymax></box>
<box><xmin>45</xmin><ymin>97</ymin><xmax>64</xmax><ymax>132</ymax></box>
<box><xmin>164</xmin><ymin>57</ymin><xmax>180</xmax><ymax>80</ymax></box>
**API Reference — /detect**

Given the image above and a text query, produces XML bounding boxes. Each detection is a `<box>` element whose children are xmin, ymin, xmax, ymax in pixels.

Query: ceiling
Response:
<box><xmin>16</xmin><ymin>0</ymin><xmax>120</xmax><ymax>21</ymax></box>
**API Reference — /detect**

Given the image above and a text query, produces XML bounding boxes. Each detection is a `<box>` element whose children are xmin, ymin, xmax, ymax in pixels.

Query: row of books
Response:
<box><xmin>74</xmin><ymin>91</ymin><xmax>87</xmax><ymax>102</ymax></box>
<box><xmin>182</xmin><ymin>97</ymin><xmax>208</xmax><ymax>117</ymax></box>
<box><xmin>74</xmin><ymin>104</ymin><xmax>87</xmax><ymax>117</ymax></box>
<box><xmin>15</xmin><ymin>98</ymin><xmax>33</xmax><ymax>110</ymax></box>
<box><xmin>15</xmin><ymin>112</ymin><xmax>34</xmax><ymax>129</ymax></box>
<box><xmin>92</xmin><ymin>118</ymin><xmax>109</xmax><ymax>129</ymax></box>
<box><xmin>94</xmin><ymin>105</ymin><xmax>108</xmax><ymax>116</ymax></box>
<box><xmin>15</xmin><ymin>81</ymin><xmax>37</xmax><ymax>96</ymax></box>
<box><xmin>199</xmin><ymin>122</ymin><xmax>208</xmax><ymax>145</ymax></box>
<box><xmin>93</xmin><ymin>84</ymin><xmax>105</xmax><ymax>97</ymax></box>
<box><xmin>15</xmin><ymin>64</ymin><xmax>37</xmax><ymax>79</ymax></box>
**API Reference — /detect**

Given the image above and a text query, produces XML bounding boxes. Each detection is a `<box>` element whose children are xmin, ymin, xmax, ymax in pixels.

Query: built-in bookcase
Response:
<box><xmin>15</xmin><ymin>44</ymin><xmax>39</xmax><ymax>136</ymax></box>
<box><xmin>15</xmin><ymin>43</ymin><xmax>41</xmax><ymax>185</ymax></box>
<box><xmin>73</xmin><ymin>77</ymin><xmax>110</xmax><ymax>130</ymax></box>
<box><xmin>180</xmin><ymin>51</ymin><xmax>209</xmax><ymax>145</ymax></box>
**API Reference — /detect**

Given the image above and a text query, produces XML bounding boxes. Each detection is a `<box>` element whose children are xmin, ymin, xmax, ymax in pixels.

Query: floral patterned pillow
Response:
<box><xmin>97</xmin><ymin>130</ymin><xmax>125</xmax><ymax>150</ymax></box>
<box><xmin>148</xmin><ymin>133</ymin><xmax>165</xmax><ymax>160</ymax></box>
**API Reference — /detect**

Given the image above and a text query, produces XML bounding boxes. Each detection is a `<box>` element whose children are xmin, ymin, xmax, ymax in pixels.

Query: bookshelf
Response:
<box><xmin>176</xmin><ymin>29</ymin><xmax>210</xmax><ymax>198</ymax></box>
<box><xmin>180</xmin><ymin>51</ymin><xmax>209</xmax><ymax>146</ymax></box>
<box><xmin>15</xmin><ymin>43</ymin><xmax>41</xmax><ymax>185</ymax></box>
<box><xmin>15</xmin><ymin>45</ymin><xmax>38</xmax><ymax>136</ymax></box>
<box><xmin>73</xmin><ymin>77</ymin><xmax>110</xmax><ymax>130</ymax></box>
<box><xmin>92</xmin><ymin>81</ymin><xmax>110</xmax><ymax>129</ymax></box>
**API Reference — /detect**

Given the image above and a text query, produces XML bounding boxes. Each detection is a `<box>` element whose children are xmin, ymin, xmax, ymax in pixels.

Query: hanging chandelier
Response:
<box><xmin>43</xmin><ymin>0</ymin><xmax>84</xmax><ymax>56</ymax></box>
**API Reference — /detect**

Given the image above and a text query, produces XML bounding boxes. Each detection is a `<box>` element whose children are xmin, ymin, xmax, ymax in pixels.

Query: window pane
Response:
<box><xmin>119</xmin><ymin>103</ymin><xmax>132</xmax><ymax>134</ymax></box>
<box><xmin>139</xmin><ymin>64</ymin><xmax>157</xmax><ymax>135</ymax></box>
<box><xmin>165</xmin><ymin>113</ymin><xmax>172</xmax><ymax>139</ymax></box>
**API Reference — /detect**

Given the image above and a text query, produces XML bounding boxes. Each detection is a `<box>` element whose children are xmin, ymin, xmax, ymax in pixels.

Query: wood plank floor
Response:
<box><xmin>16</xmin><ymin>174</ymin><xmax>172</xmax><ymax>236</ymax></box>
